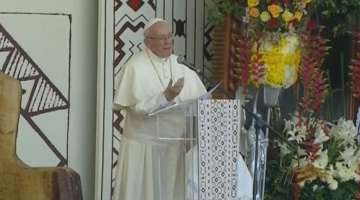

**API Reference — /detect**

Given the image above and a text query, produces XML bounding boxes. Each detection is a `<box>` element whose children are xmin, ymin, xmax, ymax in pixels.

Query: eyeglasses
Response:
<box><xmin>146</xmin><ymin>33</ymin><xmax>173</xmax><ymax>41</ymax></box>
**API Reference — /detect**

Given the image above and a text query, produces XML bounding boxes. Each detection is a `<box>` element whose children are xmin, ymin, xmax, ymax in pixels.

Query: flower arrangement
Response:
<box><xmin>263</xmin><ymin>29</ymin><xmax>359</xmax><ymax>197</ymax></box>
<box><xmin>279</xmin><ymin>114</ymin><xmax>360</xmax><ymax>199</ymax></box>
<box><xmin>208</xmin><ymin>0</ymin><xmax>316</xmax><ymax>91</ymax></box>
<box><xmin>245</xmin><ymin>0</ymin><xmax>313</xmax><ymax>33</ymax></box>
<box><xmin>233</xmin><ymin>30</ymin><xmax>304</xmax><ymax>91</ymax></box>
<box><xmin>233</xmin><ymin>32</ymin><xmax>302</xmax><ymax>90</ymax></box>
<box><xmin>207</xmin><ymin>0</ymin><xmax>314</xmax><ymax>33</ymax></box>
<box><xmin>207</xmin><ymin>0</ymin><xmax>360</xmax><ymax>36</ymax></box>
<box><xmin>254</xmin><ymin>33</ymin><xmax>301</xmax><ymax>88</ymax></box>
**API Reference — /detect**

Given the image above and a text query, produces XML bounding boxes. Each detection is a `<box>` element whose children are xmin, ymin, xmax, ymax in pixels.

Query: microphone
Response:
<box><xmin>176</xmin><ymin>56</ymin><xmax>201</xmax><ymax>73</ymax></box>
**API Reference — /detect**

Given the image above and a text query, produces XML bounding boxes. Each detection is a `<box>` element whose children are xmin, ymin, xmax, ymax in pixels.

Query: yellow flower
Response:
<box><xmin>260</xmin><ymin>11</ymin><xmax>271</xmax><ymax>22</ymax></box>
<box><xmin>294</xmin><ymin>11</ymin><xmax>303</xmax><ymax>21</ymax></box>
<box><xmin>249</xmin><ymin>7</ymin><xmax>260</xmax><ymax>18</ymax></box>
<box><xmin>302</xmin><ymin>0</ymin><xmax>312</xmax><ymax>4</ymax></box>
<box><xmin>265</xmin><ymin>63</ymin><xmax>285</xmax><ymax>86</ymax></box>
<box><xmin>252</xmin><ymin>34</ymin><xmax>301</xmax><ymax>87</ymax></box>
<box><xmin>247</xmin><ymin>0</ymin><xmax>259</xmax><ymax>8</ymax></box>
<box><xmin>268</xmin><ymin>4</ymin><xmax>283</xmax><ymax>18</ymax></box>
<box><xmin>282</xmin><ymin>10</ymin><xmax>294</xmax><ymax>22</ymax></box>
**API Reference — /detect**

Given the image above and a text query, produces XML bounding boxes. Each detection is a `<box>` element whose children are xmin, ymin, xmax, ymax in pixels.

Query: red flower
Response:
<box><xmin>267</xmin><ymin>18</ymin><xmax>279</xmax><ymax>29</ymax></box>
<box><xmin>283</xmin><ymin>0</ymin><xmax>290</xmax><ymax>6</ymax></box>
<box><xmin>301</xmin><ymin>137</ymin><xmax>321</xmax><ymax>162</ymax></box>
<box><xmin>307</xmin><ymin>19</ymin><xmax>317</xmax><ymax>30</ymax></box>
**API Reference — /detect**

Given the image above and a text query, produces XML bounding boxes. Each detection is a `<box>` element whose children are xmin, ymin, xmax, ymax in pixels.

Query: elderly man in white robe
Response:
<box><xmin>113</xmin><ymin>18</ymin><xmax>207</xmax><ymax>200</ymax></box>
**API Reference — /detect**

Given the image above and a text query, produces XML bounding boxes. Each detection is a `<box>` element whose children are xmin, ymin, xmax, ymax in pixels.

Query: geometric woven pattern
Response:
<box><xmin>198</xmin><ymin>99</ymin><xmax>241</xmax><ymax>200</ymax></box>
<box><xmin>0</xmin><ymin>21</ymin><xmax>70</xmax><ymax>166</ymax></box>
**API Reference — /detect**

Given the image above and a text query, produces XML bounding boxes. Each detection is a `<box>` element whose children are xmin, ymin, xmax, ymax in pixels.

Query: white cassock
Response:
<box><xmin>113</xmin><ymin>47</ymin><xmax>207</xmax><ymax>200</ymax></box>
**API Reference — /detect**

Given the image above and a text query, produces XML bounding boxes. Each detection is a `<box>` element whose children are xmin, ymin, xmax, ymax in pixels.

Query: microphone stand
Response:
<box><xmin>241</xmin><ymin>104</ymin><xmax>296</xmax><ymax>200</ymax></box>
<box><xmin>242</xmin><ymin>105</ymin><xmax>296</xmax><ymax>150</ymax></box>
<box><xmin>252</xmin><ymin>112</ymin><xmax>264</xmax><ymax>200</ymax></box>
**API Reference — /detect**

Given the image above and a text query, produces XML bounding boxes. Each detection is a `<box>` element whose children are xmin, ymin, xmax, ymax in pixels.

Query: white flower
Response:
<box><xmin>325</xmin><ymin>176</ymin><xmax>338</xmax><ymax>190</ymax></box>
<box><xmin>281</xmin><ymin>34</ymin><xmax>299</xmax><ymax>54</ymax></box>
<box><xmin>328</xmin><ymin>179</ymin><xmax>338</xmax><ymax>190</ymax></box>
<box><xmin>283</xmin><ymin>116</ymin><xmax>360</xmax><ymax>192</ymax></box>
<box><xmin>313</xmin><ymin>150</ymin><xmax>328</xmax><ymax>169</ymax></box>
<box><xmin>330</xmin><ymin>118</ymin><xmax>357</xmax><ymax>145</ymax></box>
<box><xmin>279</xmin><ymin>143</ymin><xmax>291</xmax><ymax>156</ymax></box>
<box><xmin>285</xmin><ymin>118</ymin><xmax>307</xmax><ymax>143</ymax></box>
<box><xmin>284</xmin><ymin>65</ymin><xmax>298</xmax><ymax>87</ymax></box>
<box><xmin>296</xmin><ymin>157</ymin><xmax>309</xmax><ymax>168</ymax></box>
<box><xmin>287</xmin><ymin>129</ymin><xmax>306</xmax><ymax>143</ymax></box>
<box><xmin>332</xmin><ymin>162</ymin><xmax>356</xmax><ymax>182</ymax></box>
<box><xmin>340</xmin><ymin>146</ymin><xmax>356</xmax><ymax>165</ymax></box>
<box><xmin>314</xmin><ymin>126</ymin><xmax>329</xmax><ymax>144</ymax></box>
<box><xmin>297</xmin><ymin>148</ymin><xmax>307</xmax><ymax>157</ymax></box>
<box><xmin>312</xmin><ymin>185</ymin><xmax>318</xmax><ymax>191</ymax></box>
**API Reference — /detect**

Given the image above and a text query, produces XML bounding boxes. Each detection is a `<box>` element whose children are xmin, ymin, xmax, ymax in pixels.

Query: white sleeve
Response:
<box><xmin>113</xmin><ymin>63</ymin><xmax>172</xmax><ymax>114</ymax></box>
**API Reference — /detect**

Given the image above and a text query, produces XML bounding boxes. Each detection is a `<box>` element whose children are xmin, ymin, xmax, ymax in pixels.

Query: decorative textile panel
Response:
<box><xmin>198</xmin><ymin>99</ymin><xmax>241</xmax><ymax>200</ymax></box>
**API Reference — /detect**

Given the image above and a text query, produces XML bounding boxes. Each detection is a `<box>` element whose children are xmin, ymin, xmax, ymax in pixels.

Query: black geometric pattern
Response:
<box><xmin>204</xmin><ymin>23</ymin><xmax>214</xmax><ymax>61</ymax></box>
<box><xmin>112</xmin><ymin>110</ymin><xmax>123</xmax><ymax>134</ymax></box>
<box><xmin>173</xmin><ymin>19</ymin><xmax>186</xmax><ymax>37</ymax></box>
<box><xmin>198</xmin><ymin>100</ymin><xmax>241</xmax><ymax>200</ymax></box>
<box><xmin>147</xmin><ymin>0</ymin><xmax>156</xmax><ymax>11</ymax></box>
<box><xmin>115</xmin><ymin>0</ymin><xmax>123</xmax><ymax>11</ymax></box>
<box><xmin>0</xmin><ymin>22</ymin><xmax>70</xmax><ymax>166</ymax></box>
<box><xmin>114</xmin><ymin>19</ymin><xmax>145</xmax><ymax>67</ymax></box>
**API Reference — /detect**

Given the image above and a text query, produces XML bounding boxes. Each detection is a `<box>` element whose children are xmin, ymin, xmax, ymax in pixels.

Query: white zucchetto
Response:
<box><xmin>143</xmin><ymin>18</ymin><xmax>167</xmax><ymax>36</ymax></box>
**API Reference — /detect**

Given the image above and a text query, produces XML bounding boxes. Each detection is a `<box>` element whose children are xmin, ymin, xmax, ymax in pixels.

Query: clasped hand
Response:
<box><xmin>163</xmin><ymin>78</ymin><xmax>184</xmax><ymax>102</ymax></box>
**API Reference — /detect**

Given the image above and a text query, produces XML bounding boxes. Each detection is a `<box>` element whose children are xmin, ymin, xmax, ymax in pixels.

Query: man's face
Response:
<box><xmin>144</xmin><ymin>22</ymin><xmax>173</xmax><ymax>58</ymax></box>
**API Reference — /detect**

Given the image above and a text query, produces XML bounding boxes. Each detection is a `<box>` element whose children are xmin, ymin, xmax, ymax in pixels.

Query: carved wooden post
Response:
<box><xmin>0</xmin><ymin>73</ymin><xmax>82</xmax><ymax>200</ymax></box>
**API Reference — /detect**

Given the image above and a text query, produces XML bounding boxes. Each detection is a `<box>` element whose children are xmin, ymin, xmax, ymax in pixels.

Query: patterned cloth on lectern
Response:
<box><xmin>198</xmin><ymin>99</ymin><xmax>241</xmax><ymax>200</ymax></box>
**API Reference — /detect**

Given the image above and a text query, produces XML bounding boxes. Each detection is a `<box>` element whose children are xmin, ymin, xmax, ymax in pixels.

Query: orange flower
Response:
<box><xmin>249</xmin><ymin>7</ymin><xmax>260</xmax><ymax>18</ymax></box>
<box><xmin>268</xmin><ymin>4</ymin><xmax>283</xmax><ymax>18</ymax></box>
